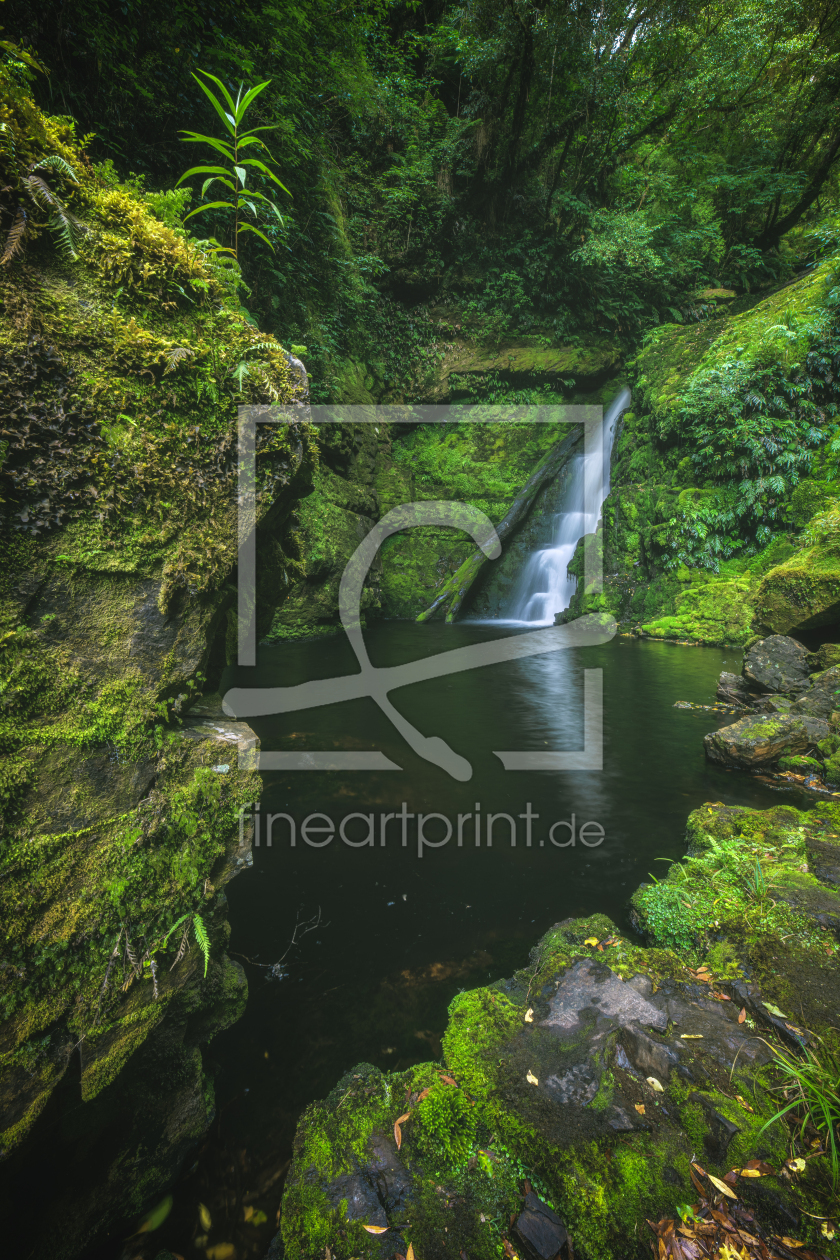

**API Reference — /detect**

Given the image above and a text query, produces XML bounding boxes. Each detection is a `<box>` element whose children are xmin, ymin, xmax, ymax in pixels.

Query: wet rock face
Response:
<box><xmin>792</xmin><ymin>664</ymin><xmax>840</xmax><ymax>718</ymax></box>
<box><xmin>515</xmin><ymin>1190</ymin><xmax>568</xmax><ymax>1259</ymax></box>
<box><xmin>742</xmin><ymin>635</ymin><xmax>810</xmax><ymax>694</ymax></box>
<box><xmin>704</xmin><ymin>713</ymin><xmax>809</xmax><ymax>767</ymax></box>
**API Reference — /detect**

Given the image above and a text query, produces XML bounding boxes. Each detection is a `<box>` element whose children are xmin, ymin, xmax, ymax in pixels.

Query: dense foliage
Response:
<box><xmin>5</xmin><ymin>0</ymin><xmax>840</xmax><ymax>398</ymax></box>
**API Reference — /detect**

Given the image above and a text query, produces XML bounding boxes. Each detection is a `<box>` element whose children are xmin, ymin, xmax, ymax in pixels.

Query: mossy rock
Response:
<box><xmin>639</xmin><ymin>576</ymin><xmax>755</xmax><ymax>645</ymax></box>
<box><xmin>756</xmin><ymin>540</ymin><xmax>840</xmax><ymax>634</ymax></box>
<box><xmin>279</xmin><ymin>901</ymin><xmax>837</xmax><ymax>1259</ymax></box>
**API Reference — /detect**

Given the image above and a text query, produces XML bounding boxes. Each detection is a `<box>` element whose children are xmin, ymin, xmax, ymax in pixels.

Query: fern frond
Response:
<box><xmin>23</xmin><ymin>172</ymin><xmax>60</xmax><ymax>211</ymax></box>
<box><xmin>163</xmin><ymin>346</ymin><xmax>195</xmax><ymax>375</ymax></box>
<box><xmin>169</xmin><ymin>923</ymin><xmax>191</xmax><ymax>971</ymax></box>
<box><xmin>0</xmin><ymin>123</ymin><xmax>16</xmax><ymax>162</ymax></box>
<box><xmin>161</xmin><ymin>910</ymin><xmax>192</xmax><ymax>947</ymax></box>
<box><xmin>192</xmin><ymin>913</ymin><xmax>211</xmax><ymax>977</ymax></box>
<box><xmin>32</xmin><ymin>155</ymin><xmax>78</xmax><ymax>183</ymax></box>
<box><xmin>49</xmin><ymin>208</ymin><xmax>84</xmax><ymax>259</ymax></box>
<box><xmin>1</xmin><ymin>206</ymin><xmax>27</xmax><ymax>265</ymax></box>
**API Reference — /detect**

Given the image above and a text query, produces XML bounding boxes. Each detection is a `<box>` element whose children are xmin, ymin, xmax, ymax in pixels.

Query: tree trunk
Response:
<box><xmin>416</xmin><ymin>426</ymin><xmax>582</xmax><ymax>623</ymax></box>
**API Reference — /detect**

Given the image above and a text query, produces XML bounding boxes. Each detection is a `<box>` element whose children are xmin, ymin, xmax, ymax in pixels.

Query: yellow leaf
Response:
<box><xmin>198</xmin><ymin>1202</ymin><xmax>212</xmax><ymax>1232</ymax></box>
<box><xmin>680</xmin><ymin>1034</ymin><xmax>703</xmax><ymax>1039</ymax></box>
<box><xmin>206</xmin><ymin>1246</ymin><xmax>236</xmax><ymax>1260</ymax></box>
<box><xmin>707</xmin><ymin>1173</ymin><xmax>738</xmax><ymax>1200</ymax></box>
<box><xmin>787</xmin><ymin>1157</ymin><xmax>806</xmax><ymax>1173</ymax></box>
<box><xmin>778</xmin><ymin>1237</ymin><xmax>806</xmax><ymax>1249</ymax></box>
<box><xmin>524</xmin><ymin>1008</ymin><xmax>534</xmax><ymax>1023</ymax></box>
<box><xmin>646</xmin><ymin>1076</ymin><xmax>664</xmax><ymax>1092</ymax></box>
<box><xmin>736</xmin><ymin>1095</ymin><xmax>754</xmax><ymax>1113</ymax></box>
<box><xmin>138</xmin><ymin>1195</ymin><xmax>173</xmax><ymax>1233</ymax></box>
<box><xmin>363</xmin><ymin>1224</ymin><xmax>389</xmax><ymax>1234</ymax></box>
<box><xmin>584</xmin><ymin>937</ymin><xmax>599</xmax><ymax>946</ymax></box>
<box><xmin>740</xmin><ymin>1169</ymin><xmax>761</xmax><ymax>1177</ymax></box>
<box><xmin>821</xmin><ymin>1221</ymin><xmax>836</xmax><ymax>1240</ymax></box>
<box><xmin>526</xmin><ymin>1070</ymin><xmax>539</xmax><ymax>1086</ymax></box>
<box><xmin>407</xmin><ymin>1245</ymin><xmax>416</xmax><ymax>1260</ymax></box>
<box><xmin>635</xmin><ymin>1103</ymin><xmax>645</xmax><ymax>1115</ymax></box>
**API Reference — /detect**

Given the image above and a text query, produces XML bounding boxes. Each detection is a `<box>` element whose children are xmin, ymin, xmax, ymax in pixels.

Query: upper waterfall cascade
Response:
<box><xmin>503</xmin><ymin>387</ymin><xmax>631</xmax><ymax>626</ymax></box>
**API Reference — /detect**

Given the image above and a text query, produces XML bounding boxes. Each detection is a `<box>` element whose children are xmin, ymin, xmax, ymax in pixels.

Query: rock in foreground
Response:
<box><xmin>277</xmin><ymin>796</ymin><xmax>840</xmax><ymax>1259</ymax></box>
<box><xmin>704</xmin><ymin>713</ymin><xmax>809</xmax><ymax>766</ymax></box>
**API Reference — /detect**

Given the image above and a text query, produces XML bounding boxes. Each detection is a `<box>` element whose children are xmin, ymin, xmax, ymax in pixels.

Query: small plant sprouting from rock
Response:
<box><xmin>162</xmin><ymin>911</ymin><xmax>212</xmax><ymax>977</ymax></box>
<box><xmin>177</xmin><ymin>69</ymin><xmax>290</xmax><ymax>262</ymax></box>
<box><xmin>761</xmin><ymin>1040</ymin><xmax>840</xmax><ymax>1192</ymax></box>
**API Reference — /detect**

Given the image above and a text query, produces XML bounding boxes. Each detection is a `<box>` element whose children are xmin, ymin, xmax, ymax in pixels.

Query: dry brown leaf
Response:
<box><xmin>738</xmin><ymin>1007</ymin><xmax>746</xmax><ymax>1024</ymax></box>
<box><xmin>776</xmin><ymin>1236</ymin><xmax>806</xmax><ymax>1249</ymax></box>
<box><xmin>635</xmin><ymin>1103</ymin><xmax>646</xmax><ymax>1115</ymax></box>
<box><xmin>438</xmin><ymin>1074</ymin><xmax>457</xmax><ymax>1085</ymax></box>
<box><xmin>744</xmin><ymin>1159</ymin><xmax>776</xmax><ymax>1175</ymax></box>
<box><xmin>394</xmin><ymin>1110</ymin><xmax>411</xmax><ymax>1149</ymax></box>
<box><xmin>736</xmin><ymin>1094</ymin><xmax>754</xmax><ymax>1113</ymax></box>
<box><xmin>416</xmin><ymin>1087</ymin><xmax>431</xmax><ymax>1103</ymax></box>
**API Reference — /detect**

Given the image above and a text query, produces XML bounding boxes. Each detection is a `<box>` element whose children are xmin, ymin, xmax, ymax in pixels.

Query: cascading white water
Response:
<box><xmin>502</xmin><ymin>387</ymin><xmax>631</xmax><ymax>626</ymax></box>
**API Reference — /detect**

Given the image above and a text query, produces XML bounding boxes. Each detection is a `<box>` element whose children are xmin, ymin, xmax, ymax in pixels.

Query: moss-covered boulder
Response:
<box><xmin>638</xmin><ymin>575</ymin><xmax>755</xmax><ymax>645</ymax></box>
<box><xmin>704</xmin><ymin>713</ymin><xmax>810</xmax><ymax>766</ymax></box>
<box><xmin>756</xmin><ymin>540</ymin><xmax>840</xmax><ymax>634</ymax></box>
<box><xmin>279</xmin><ymin>892</ymin><xmax>839</xmax><ymax>1260</ymax></box>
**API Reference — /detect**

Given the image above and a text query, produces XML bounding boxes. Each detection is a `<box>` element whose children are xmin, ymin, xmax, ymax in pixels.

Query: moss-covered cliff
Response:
<box><xmin>0</xmin><ymin>64</ymin><xmax>315</xmax><ymax>1255</ymax></box>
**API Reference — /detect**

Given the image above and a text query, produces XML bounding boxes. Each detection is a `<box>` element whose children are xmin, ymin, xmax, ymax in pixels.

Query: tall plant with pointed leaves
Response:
<box><xmin>177</xmin><ymin>70</ymin><xmax>290</xmax><ymax>261</ymax></box>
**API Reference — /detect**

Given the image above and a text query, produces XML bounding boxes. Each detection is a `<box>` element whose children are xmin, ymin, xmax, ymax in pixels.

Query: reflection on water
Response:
<box><xmin>82</xmin><ymin>628</ymin><xmax>811</xmax><ymax>1259</ymax></box>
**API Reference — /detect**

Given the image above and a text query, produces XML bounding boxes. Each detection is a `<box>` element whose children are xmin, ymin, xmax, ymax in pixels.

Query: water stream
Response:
<box><xmin>504</xmin><ymin>387</ymin><xmax>631</xmax><ymax>625</ymax></box>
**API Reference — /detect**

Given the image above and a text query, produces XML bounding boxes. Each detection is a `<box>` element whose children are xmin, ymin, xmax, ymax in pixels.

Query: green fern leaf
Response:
<box><xmin>161</xmin><ymin>911</ymin><xmax>192</xmax><ymax>947</ymax></box>
<box><xmin>32</xmin><ymin>155</ymin><xmax>78</xmax><ymax>184</ymax></box>
<box><xmin>192</xmin><ymin>913</ymin><xmax>211</xmax><ymax>977</ymax></box>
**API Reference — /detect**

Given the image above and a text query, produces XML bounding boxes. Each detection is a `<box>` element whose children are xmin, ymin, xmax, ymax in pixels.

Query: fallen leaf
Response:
<box><xmin>138</xmin><ymin>1195</ymin><xmax>173</xmax><ymax>1233</ymax></box>
<box><xmin>680</xmin><ymin>1034</ymin><xmax>703</xmax><ymax>1039</ymax></box>
<box><xmin>635</xmin><ymin>1103</ymin><xmax>646</xmax><ymax>1115</ymax></box>
<box><xmin>763</xmin><ymin>1002</ymin><xmax>788</xmax><ymax>1018</ymax></box>
<box><xmin>584</xmin><ymin>937</ymin><xmax>599</xmax><ymax>946</ymax></box>
<box><xmin>786</xmin><ymin>1157</ymin><xmax>806</xmax><ymax>1173</ymax></box>
<box><xmin>744</xmin><ymin>1159</ymin><xmax>776</xmax><ymax>1175</ymax></box>
<box><xmin>706</xmin><ymin>1173</ymin><xmax>738</xmax><ymax>1200</ymax></box>
<box><xmin>502</xmin><ymin>1241</ymin><xmax>519</xmax><ymax>1259</ymax></box>
<box><xmin>691</xmin><ymin>1162</ymin><xmax>707</xmax><ymax>1176</ymax></box>
<box><xmin>438</xmin><ymin>1074</ymin><xmax>457</xmax><ymax>1085</ymax></box>
<box><xmin>738</xmin><ymin>1007</ymin><xmax>746</xmax><ymax>1024</ymax></box>
<box><xmin>524</xmin><ymin>1008</ymin><xmax>534</xmax><ymax>1023</ymax></box>
<box><xmin>416</xmin><ymin>1087</ymin><xmax>431</xmax><ymax>1103</ymax></box>
<box><xmin>822</xmin><ymin>1221</ymin><xmax>836</xmax><ymax>1240</ymax></box>
<box><xmin>407</xmin><ymin>1246</ymin><xmax>416</xmax><ymax>1260</ymax></box>
<box><xmin>206</xmin><ymin>1247</ymin><xmax>236</xmax><ymax>1260</ymax></box>
<box><xmin>777</xmin><ymin>1237</ymin><xmax>806</xmax><ymax>1249</ymax></box>
<box><xmin>526</xmin><ymin>1070</ymin><xmax>539</xmax><ymax>1086</ymax></box>
<box><xmin>198</xmin><ymin>1202</ymin><xmax>212</xmax><ymax>1232</ymax></box>
<box><xmin>736</xmin><ymin>1095</ymin><xmax>755</xmax><ymax>1113</ymax></box>
<box><xmin>696</xmin><ymin>966</ymin><xmax>710</xmax><ymax>975</ymax></box>
<box><xmin>646</xmin><ymin>1076</ymin><xmax>664</xmax><ymax>1092</ymax></box>
<box><xmin>394</xmin><ymin>1111</ymin><xmax>411</xmax><ymax>1149</ymax></box>
<box><xmin>363</xmin><ymin>1224</ymin><xmax>390</xmax><ymax>1234</ymax></box>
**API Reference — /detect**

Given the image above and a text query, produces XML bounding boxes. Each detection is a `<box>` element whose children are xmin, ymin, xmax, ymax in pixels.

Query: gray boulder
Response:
<box><xmin>792</xmin><ymin>665</ymin><xmax>840</xmax><ymax>718</ymax></box>
<box><xmin>716</xmin><ymin>671</ymin><xmax>751</xmax><ymax>705</ymax></box>
<box><xmin>742</xmin><ymin>635</ymin><xmax>810</xmax><ymax>694</ymax></box>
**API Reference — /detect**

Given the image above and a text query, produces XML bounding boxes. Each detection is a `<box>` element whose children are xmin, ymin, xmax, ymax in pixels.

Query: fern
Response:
<box><xmin>192</xmin><ymin>913</ymin><xmax>211</xmax><ymax>977</ymax></box>
<box><xmin>1</xmin><ymin>206</ymin><xmax>26</xmax><ymax>265</ymax></box>
<box><xmin>163</xmin><ymin>346</ymin><xmax>195</xmax><ymax>375</ymax></box>
<box><xmin>32</xmin><ymin>155</ymin><xmax>78</xmax><ymax>183</ymax></box>
<box><xmin>49</xmin><ymin>208</ymin><xmax>83</xmax><ymax>260</ymax></box>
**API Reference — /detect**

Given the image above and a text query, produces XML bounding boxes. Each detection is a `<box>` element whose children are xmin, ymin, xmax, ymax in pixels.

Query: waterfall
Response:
<box><xmin>502</xmin><ymin>387</ymin><xmax>631</xmax><ymax>626</ymax></box>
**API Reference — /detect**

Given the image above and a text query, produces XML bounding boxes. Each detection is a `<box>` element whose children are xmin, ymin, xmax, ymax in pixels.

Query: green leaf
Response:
<box><xmin>183</xmin><ymin>201</ymin><xmax>237</xmax><ymax>221</ymax></box>
<box><xmin>191</xmin><ymin>71</ymin><xmax>237</xmax><ymax>134</ymax></box>
<box><xmin>193</xmin><ymin>914</ymin><xmax>211</xmax><ymax>977</ymax></box>
<box><xmin>179</xmin><ymin>133</ymin><xmax>236</xmax><ymax>161</ymax></box>
<box><xmin>234</xmin><ymin>165</ymin><xmax>247</xmax><ymax>187</ymax></box>
<box><xmin>161</xmin><ymin>911</ymin><xmax>192</xmax><ymax>947</ymax></box>
<box><xmin>235</xmin><ymin>79</ymin><xmax>272</xmax><ymax>122</ymax></box>
<box><xmin>238</xmin><ymin>223</ymin><xmax>275</xmax><ymax>249</ymax></box>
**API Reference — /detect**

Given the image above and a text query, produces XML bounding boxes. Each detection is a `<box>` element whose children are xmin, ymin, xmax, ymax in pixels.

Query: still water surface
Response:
<box><xmin>89</xmin><ymin>625</ymin><xmax>810</xmax><ymax>1256</ymax></box>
